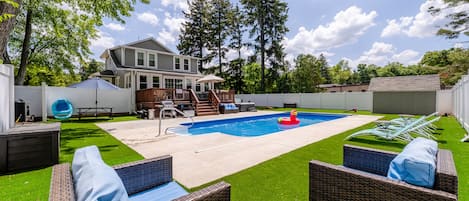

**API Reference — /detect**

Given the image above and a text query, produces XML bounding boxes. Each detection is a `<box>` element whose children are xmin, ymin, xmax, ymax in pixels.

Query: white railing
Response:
<box><xmin>0</xmin><ymin>64</ymin><xmax>14</xmax><ymax>132</ymax></box>
<box><xmin>453</xmin><ymin>73</ymin><xmax>469</xmax><ymax>139</ymax></box>
<box><xmin>236</xmin><ymin>92</ymin><xmax>373</xmax><ymax>111</ymax></box>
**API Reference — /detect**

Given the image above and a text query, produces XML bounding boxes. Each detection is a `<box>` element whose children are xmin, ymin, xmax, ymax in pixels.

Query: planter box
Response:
<box><xmin>0</xmin><ymin>123</ymin><xmax>60</xmax><ymax>172</ymax></box>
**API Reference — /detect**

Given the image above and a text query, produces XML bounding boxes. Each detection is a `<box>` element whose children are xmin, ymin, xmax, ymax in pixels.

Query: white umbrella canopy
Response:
<box><xmin>196</xmin><ymin>74</ymin><xmax>225</xmax><ymax>83</ymax></box>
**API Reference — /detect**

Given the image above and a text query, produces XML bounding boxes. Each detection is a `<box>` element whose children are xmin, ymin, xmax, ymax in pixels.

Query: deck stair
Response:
<box><xmin>196</xmin><ymin>101</ymin><xmax>219</xmax><ymax>116</ymax></box>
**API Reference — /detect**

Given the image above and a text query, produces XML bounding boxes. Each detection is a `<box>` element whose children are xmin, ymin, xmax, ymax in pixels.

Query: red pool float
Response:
<box><xmin>278</xmin><ymin>110</ymin><xmax>300</xmax><ymax>125</ymax></box>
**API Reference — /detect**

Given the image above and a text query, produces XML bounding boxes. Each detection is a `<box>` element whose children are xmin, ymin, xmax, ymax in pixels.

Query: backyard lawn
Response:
<box><xmin>0</xmin><ymin>110</ymin><xmax>467</xmax><ymax>201</ymax></box>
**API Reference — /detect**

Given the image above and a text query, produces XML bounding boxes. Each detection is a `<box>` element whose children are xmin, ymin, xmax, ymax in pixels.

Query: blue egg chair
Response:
<box><xmin>52</xmin><ymin>99</ymin><xmax>73</xmax><ymax>120</ymax></box>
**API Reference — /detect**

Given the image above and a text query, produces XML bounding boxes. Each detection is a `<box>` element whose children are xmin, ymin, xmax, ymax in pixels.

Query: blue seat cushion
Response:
<box><xmin>387</xmin><ymin>137</ymin><xmax>438</xmax><ymax>188</ymax></box>
<box><xmin>72</xmin><ymin>146</ymin><xmax>129</xmax><ymax>201</ymax></box>
<box><xmin>129</xmin><ymin>181</ymin><xmax>189</xmax><ymax>201</ymax></box>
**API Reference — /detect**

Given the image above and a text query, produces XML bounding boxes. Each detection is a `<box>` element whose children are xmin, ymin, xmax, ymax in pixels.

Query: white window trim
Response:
<box><xmin>163</xmin><ymin>76</ymin><xmax>185</xmax><ymax>89</ymax></box>
<box><xmin>137</xmin><ymin>73</ymin><xmax>149</xmax><ymax>90</ymax></box>
<box><xmin>150</xmin><ymin>74</ymin><xmax>162</xmax><ymax>88</ymax></box>
<box><xmin>173</xmin><ymin>56</ymin><xmax>191</xmax><ymax>72</ymax></box>
<box><xmin>136</xmin><ymin>50</ymin><xmax>146</xmax><ymax>67</ymax></box>
<box><xmin>148</xmin><ymin>53</ymin><xmax>157</xmax><ymax>68</ymax></box>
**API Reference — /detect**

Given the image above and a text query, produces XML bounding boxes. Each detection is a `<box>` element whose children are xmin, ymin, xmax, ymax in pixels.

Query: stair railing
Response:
<box><xmin>208</xmin><ymin>90</ymin><xmax>221</xmax><ymax>114</ymax></box>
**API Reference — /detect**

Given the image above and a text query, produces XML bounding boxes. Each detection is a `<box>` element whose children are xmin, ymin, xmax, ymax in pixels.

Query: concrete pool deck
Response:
<box><xmin>97</xmin><ymin>111</ymin><xmax>381</xmax><ymax>188</ymax></box>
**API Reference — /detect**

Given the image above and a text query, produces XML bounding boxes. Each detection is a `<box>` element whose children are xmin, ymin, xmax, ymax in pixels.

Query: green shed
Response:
<box><xmin>369</xmin><ymin>74</ymin><xmax>441</xmax><ymax>115</ymax></box>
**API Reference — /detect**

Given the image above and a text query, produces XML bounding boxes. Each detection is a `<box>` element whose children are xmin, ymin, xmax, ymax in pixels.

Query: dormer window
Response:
<box><xmin>148</xmin><ymin>53</ymin><xmax>156</xmax><ymax>67</ymax></box>
<box><xmin>175</xmin><ymin>57</ymin><xmax>181</xmax><ymax>70</ymax></box>
<box><xmin>183</xmin><ymin>59</ymin><xmax>189</xmax><ymax>71</ymax></box>
<box><xmin>136</xmin><ymin>51</ymin><xmax>145</xmax><ymax>67</ymax></box>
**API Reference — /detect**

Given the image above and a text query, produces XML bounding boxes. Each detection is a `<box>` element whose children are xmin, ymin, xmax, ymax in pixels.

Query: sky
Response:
<box><xmin>90</xmin><ymin>0</ymin><xmax>469</xmax><ymax>68</ymax></box>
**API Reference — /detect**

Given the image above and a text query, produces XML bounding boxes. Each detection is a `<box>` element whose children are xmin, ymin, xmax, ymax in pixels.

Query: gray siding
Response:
<box><xmin>125</xmin><ymin>48</ymin><xmax>135</xmax><ymax>66</ymax></box>
<box><xmin>191</xmin><ymin>59</ymin><xmax>198</xmax><ymax>73</ymax></box>
<box><xmin>372</xmin><ymin>91</ymin><xmax>436</xmax><ymax>115</ymax></box>
<box><xmin>130</xmin><ymin>40</ymin><xmax>172</xmax><ymax>53</ymax></box>
<box><xmin>113</xmin><ymin>49</ymin><xmax>122</xmax><ymax>64</ymax></box>
<box><xmin>158</xmin><ymin>54</ymin><xmax>173</xmax><ymax>71</ymax></box>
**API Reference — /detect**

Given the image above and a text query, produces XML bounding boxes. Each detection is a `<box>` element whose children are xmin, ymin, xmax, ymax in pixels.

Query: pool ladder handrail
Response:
<box><xmin>158</xmin><ymin>107</ymin><xmax>194</xmax><ymax>136</ymax></box>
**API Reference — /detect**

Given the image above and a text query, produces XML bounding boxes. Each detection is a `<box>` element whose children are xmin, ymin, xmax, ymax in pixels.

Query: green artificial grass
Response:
<box><xmin>1</xmin><ymin>111</ymin><xmax>468</xmax><ymax>201</ymax></box>
<box><xmin>0</xmin><ymin>116</ymin><xmax>144</xmax><ymax>201</ymax></box>
<box><xmin>190</xmin><ymin>109</ymin><xmax>469</xmax><ymax>201</ymax></box>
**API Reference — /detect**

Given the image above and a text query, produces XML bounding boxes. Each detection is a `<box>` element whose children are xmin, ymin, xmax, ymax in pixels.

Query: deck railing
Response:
<box><xmin>136</xmin><ymin>88</ymin><xmax>192</xmax><ymax>109</ymax></box>
<box><xmin>216</xmin><ymin>90</ymin><xmax>235</xmax><ymax>103</ymax></box>
<box><xmin>209</xmin><ymin>90</ymin><xmax>220</xmax><ymax>113</ymax></box>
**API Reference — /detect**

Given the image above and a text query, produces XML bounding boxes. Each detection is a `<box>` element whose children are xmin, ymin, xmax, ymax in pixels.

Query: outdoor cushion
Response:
<box><xmin>129</xmin><ymin>181</ymin><xmax>188</xmax><ymax>201</ymax></box>
<box><xmin>387</xmin><ymin>137</ymin><xmax>438</xmax><ymax>188</ymax></box>
<box><xmin>72</xmin><ymin>146</ymin><xmax>129</xmax><ymax>201</ymax></box>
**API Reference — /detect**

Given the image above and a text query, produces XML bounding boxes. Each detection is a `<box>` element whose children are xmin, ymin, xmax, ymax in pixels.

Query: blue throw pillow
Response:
<box><xmin>387</xmin><ymin>137</ymin><xmax>438</xmax><ymax>188</ymax></box>
<box><xmin>72</xmin><ymin>146</ymin><xmax>129</xmax><ymax>201</ymax></box>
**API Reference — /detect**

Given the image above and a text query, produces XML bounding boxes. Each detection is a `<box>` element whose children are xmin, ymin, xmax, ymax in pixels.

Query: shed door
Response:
<box><xmin>372</xmin><ymin>92</ymin><xmax>436</xmax><ymax>115</ymax></box>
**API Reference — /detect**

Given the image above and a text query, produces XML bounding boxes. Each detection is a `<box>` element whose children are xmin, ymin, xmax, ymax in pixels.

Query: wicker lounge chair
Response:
<box><xmin>309</xmin><ymin>145</ymin><xmax>458</xmax><ymax>201</ymax></box>
<box><xmin>49</xmin><ymin>155</ymin><xmax>231</xmax><ymax>201</ymax></box>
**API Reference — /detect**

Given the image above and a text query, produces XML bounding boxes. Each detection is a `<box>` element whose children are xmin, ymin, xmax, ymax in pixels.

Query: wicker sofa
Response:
<box><xmin>49</xmin><ymin>155</ymin><xmax>231</xmax><ymax>201</ymax></box>
<box><xmin>309</xmin><ymin>145</ymin><xmax>458</xmax><ymax>201</ymax></box>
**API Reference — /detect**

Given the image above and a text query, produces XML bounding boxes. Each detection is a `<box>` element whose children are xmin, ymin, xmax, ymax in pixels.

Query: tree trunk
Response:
<box><xmin>259</xmin><ymin>15</ymin><xmax>265</xmax><ymax>92</ymax></box>
<box><xmin>0</xmin><ymin>0</ymin><xmax>22</xmax><ymax>63</ymax></box>
<box><xmin>218</xmin><ymin>5</ymin><xmax>222</xmax><ymax>75</ymax></box>
<box><xmin>15</xmin><ymin>8</ymin><xmax>32</xmax><ymax>86</ymax></box>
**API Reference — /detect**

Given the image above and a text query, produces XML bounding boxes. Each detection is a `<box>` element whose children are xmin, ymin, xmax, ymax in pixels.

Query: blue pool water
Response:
<box><xmin>181</xmin><ymin>112</ymin><xmax>346</xmax><ymax>137</ymax></box>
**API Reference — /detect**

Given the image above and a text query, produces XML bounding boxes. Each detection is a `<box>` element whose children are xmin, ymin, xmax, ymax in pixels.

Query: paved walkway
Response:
<box><xmin>97</xmin><ymin>111</ymin><xmax>381</xmax><ymax>188</ymax></box>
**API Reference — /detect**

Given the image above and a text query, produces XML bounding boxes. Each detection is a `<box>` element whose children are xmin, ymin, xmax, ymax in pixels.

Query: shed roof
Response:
<box><xmin>369</xmin><ymin>74</ymin><xmax>441</xmax><ymax>92</ymax></box>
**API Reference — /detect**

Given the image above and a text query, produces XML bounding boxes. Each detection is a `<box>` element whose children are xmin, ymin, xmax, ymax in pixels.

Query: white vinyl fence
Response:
<box><xmin>236</xmin><ymin>92</ymin><xmax>373</xmax><ymax>111</ymax></box>
<box><xmin>0</xmin><ymin>64</ymin><xmax>14</xmax><ymax>132</ymax></box>
<box><xmin>15</xmin><ymin>84</ymin><xmax>133</xmax><ymax>120</ymax></box>
<box><xmin>453</xmin><ymin>74</ymin><xmax>469</xmax><ymax>135</ymax></box>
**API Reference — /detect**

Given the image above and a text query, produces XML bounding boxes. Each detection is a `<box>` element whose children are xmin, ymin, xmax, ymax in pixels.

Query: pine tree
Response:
<box><xmin>318</xmin><ymin>54</ymin><xmax>331</xmax><ymax>84</ymax></box>
<box><xmin>207</xmin><ymin>0</ymin><xmax>231</xmax><ymax>75</ymax></box>
<box><xmin>178</xmin><ymin>0</ymin><xmax>210</xmax><ymax>72</ymax></box>
<box><xmin>241</xmin><ymin>0</ymin><xmax>289</xmax><ymax>92</ymax></box>
<box><xmin>226</xmin><ymin>4</ymin><xmax>246</xmax><ymax>93</ymax></box>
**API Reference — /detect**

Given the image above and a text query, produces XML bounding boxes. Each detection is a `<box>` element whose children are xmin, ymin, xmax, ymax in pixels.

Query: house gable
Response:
<box><xmin>127</xmin><ymin>38</ymin><xmax>174</xmax><ymax>54</ymax></box>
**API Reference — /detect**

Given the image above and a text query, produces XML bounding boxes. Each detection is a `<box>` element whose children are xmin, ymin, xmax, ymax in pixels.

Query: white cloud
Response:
<box><xmin>381</xmin><ymin>0</ymin><xmax>469</xmax><ymax>38</ymax></box>
<box><xmin>157</xmin><ymin>29</ymin><xmax>176</xmax><ymax>45</ymax></box>
<box><xmin>163</xmin><ymin>12</ymin><xmax>185</xmax><ymax>33</ymax></box>
<box><xmin>156</xmin><ymin>13</ymin><xmax>186</xmax><ymax>46</ymax></box>
<box><xmin>283</xmin><ymin>6</ymin><xmax>377</xmax><ymax>59</ymax></box>
<box><xmin>161</xmin><ymin>0</ymin><xmax>189</xmax><ymax>12</ymax></box>
<box><xmin>345</xmin><ymin>42</ymin><xmax>420</xmax><ymax>67</ymax></box>
<box><xmin>137</xmin><ymin>12</ymin><xmax>159</xmax><ymax>26</ymax></box>
<box><xmin>454</xmin><ymin>43</ymin><xmax>465</xmax><ymax>48</ymax></box>
<box><xmin>90</xmin><ymin>31</ymin><xmax>115</xmax><ymax>50</ymax></box>
<box><xmin>104</xmin><ymin>23</ymin><xmax>125</xmax><ymax>31</ymax></box>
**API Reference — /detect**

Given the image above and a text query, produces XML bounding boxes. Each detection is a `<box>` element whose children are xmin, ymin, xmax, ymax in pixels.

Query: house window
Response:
<box><xmin>197</xmin><ymin>60</ymin><xmax>202</xmax><ymax>69</ymax></box>
<box><xmin>139</xmin><ymin>75</ymin><xmax>147</xmax><ymax>89</ymax></box>
<box><xmin>148</xmin><ymin>53</ymin><xmax>156</xmax><ymax>67</ymax></box>
<box><xmin>204</xmin><ymin>83</ymin><xmax>209</xmax><ymax>91</ymax></box>
<box><xmin>137</xmin><ymin>51</ymin><xmax>145</xmax><ymax>66</ymax></box>
<box><xmin>195</xmin><ymin>79</ymin><xmax>201</xmax><ymax>92</ymax></box>
<box><xmin>125</xmin><ymin>74</ymin><xmax>131</xmax><ymax>88</ymax></box>
<box><xmin>152</xmin><ymin>76</ymin><xmax>160</xmax><ymax>88</ymax></box>
<box><xmin>183</xmin><ymin>59</ymin><xmax>189</xmax><ymax>71</ymax></box>
<box><xmin>175</xmin><ymin>79</ymin><xmax>183</xmax><ymax>89</ymax></box>
<box><xmin>165</xmin><ymin>78</ymin><xmax>174</xmax><ymax>88</ymax></box>
<box><xmin>186</xmin><ymin>79</ymin><xmax>192</xmax><ymax>89</ymax></box>
<box><xmin>175</xmin><ymin>58</ymin><xmax>180</xmax><ymax>70</ymax></box>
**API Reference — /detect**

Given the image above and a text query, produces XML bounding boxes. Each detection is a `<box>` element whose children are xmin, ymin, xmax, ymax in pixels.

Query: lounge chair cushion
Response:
<box><xmin>72</xmin><ymin>146</ymin><xmax>129</xmax><ymax>201</ymax></box>
<box><xmin>129</xmin><ymin>181</ymin><xmax>188</xmax><ymax>201</ymax></box>
<box><xmin>387</xmin><ymin>137</ymin><xmax>438</xmax><ymax>188</ymax></box>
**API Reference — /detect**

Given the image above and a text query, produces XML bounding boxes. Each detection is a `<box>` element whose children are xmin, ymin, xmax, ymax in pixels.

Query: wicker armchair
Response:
<box><xmin>49</xmin><ymin>155</ymin><xmax>231</xmax><ymax>201</ymax></box>
<box><xmin>309</xmin><ymin>145</ymin><xmax>458</xmax><ymax>201</ymax></box>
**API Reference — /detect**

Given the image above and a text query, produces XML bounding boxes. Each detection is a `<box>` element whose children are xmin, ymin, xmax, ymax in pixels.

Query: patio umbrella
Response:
<box><xmin>197</xmin><ymin>74</ymin><xmax>225</xmax><ymax>90</ymax></box>
<box><xmin>69</xmin><ymin>77</ymin><xmax>120</xmax><ymax>109</ymax></box>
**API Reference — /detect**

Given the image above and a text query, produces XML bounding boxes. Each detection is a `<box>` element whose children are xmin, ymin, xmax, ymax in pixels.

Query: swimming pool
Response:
<box><xmin>180</xmin><ymin>112</ymin><xmax>347</xmax><ymax>137</ymax></box>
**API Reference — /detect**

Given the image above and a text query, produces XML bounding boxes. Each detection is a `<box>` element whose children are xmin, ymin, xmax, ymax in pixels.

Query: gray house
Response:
<box><xmin>99</xmin><ymin>38</ymin><xmax>206</xmax><ymax>92</ymax></box>
<box><xmin>369</xmin><ymin>74</ymin><xmax>441</xmax><ymax>115</ymax></box>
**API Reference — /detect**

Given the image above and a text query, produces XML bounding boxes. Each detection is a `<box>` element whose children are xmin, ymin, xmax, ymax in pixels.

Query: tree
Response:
<box><xmin>242</xmin><ymin>62</ymin><xmax>261</xmax><ymax>93</ymax></box>
<box><xmin>330</xmin><ymin>60</ymin><xmax>352</xmax><ymax>84</ymax></box>
<box><xmin>241</xmin><ymin>0</ymin><xmax>289</xmax><ymax>92</ymax></box>
<box><xmin>207</xmin><ymin>0</ymin><xmax>231</xmax><ymax>74</ymax></box>
<box><xmin>291</xmin><ymin>54</ymin><xmax>322</xmax><ymax>93</ymax></box>
<box><xmin>356</xmin><ymin>64</ymin><xmax>370</xmax><ymax>83</ymax></box>
<box><xmin>178</xmin><ymin>0</ymin><xmax>210</xmax><ymax>72</ymax></box>
<box><xmin>225</xmin><ymin>4</ymin><xmax>246</xmax><ymax>93</ymax></box>
<box><xmin>4</xmin><ymin>0</ymin><xmax>148</xmax><ymax>85</ymax></box>
<box><xmin>0</xmin><ymin>0</ymin><xmax>21</xmax><ymax>63</ymax></box>
<box><xmin>80</xmin><ymin>59</ymin><xmax>104</xmax><ymax>81</ymax></box>
<box><xmin>318</xmin><ymin>54</ymin><xmax>331</xmax><ymax>84</ymax></box>
<box><xmin>428</xmin><ymin>0</ymin><xmax>469</xmax><ymax>39</ymax></box>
